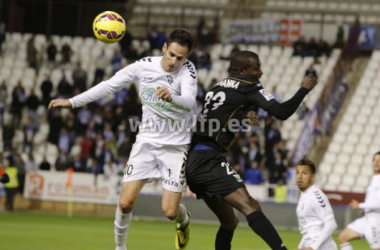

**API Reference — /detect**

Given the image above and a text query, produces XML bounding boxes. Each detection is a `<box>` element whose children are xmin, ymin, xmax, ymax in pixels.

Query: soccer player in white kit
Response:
<box><xmin>339</xmin><ymin>151</ymin><xmax>380</xmax><ymax>250</ymax></box>
<box><xmin>296</xmin><ymin>159</ymin><xmax>338</xmax><ymax>250</ymax></box>
<box><xmin>49</xmin><ymin>29</ymin><xmax>197</xmax><ymax>250</ymax></box>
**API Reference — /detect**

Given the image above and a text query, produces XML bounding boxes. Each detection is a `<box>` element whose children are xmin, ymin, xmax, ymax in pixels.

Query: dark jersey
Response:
<box><xmin>194</xmin><ymin>75</ymin><xmax>277</xmax><ymax>150</ymax></box>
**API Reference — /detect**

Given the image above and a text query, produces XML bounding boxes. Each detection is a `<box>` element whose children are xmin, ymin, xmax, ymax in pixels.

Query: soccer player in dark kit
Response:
<box><xmin>186</xmin><ymin>50</ymin><xmax>317</xmax><ymax>250</ymax></box>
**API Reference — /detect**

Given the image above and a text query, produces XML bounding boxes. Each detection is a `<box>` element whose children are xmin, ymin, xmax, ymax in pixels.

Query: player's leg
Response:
<box><xmin>223</xmin><ymin>187</ymin><xmax>287</xmax><ymax>250</ymax></box>
<box><xmin>115</xmin><ymin>180</ymin><xmax>147</xmax><ymax>250</ymax></box>
<box><xmin>203</xmin><ymin>196</ymin><xmax>238</xmax><ymax>250</ymax></box>
<box><xmin>115</xmin><ymin>140</ymin><xmax>159</xmax><ymax>250</ymax></box>
<box><xmin>157</xmin><ymin>144</ymin><xmax>190</xmax><ymax>250</ymax></box>
<box><xmin>339</xmin><ymin>217</ymin><xmax>366</xmax><ymax>250</ymax></box>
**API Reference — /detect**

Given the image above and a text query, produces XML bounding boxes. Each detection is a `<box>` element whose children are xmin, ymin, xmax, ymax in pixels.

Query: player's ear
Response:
<box><xmin>239</xmin><ymin>67</ymin><xmax>247</xmax><ymax>75</ymax></box>
<box><xmin>162</xmin><ymin>43</ymin><xmax>168</xmax><ymax>53</ymax></box>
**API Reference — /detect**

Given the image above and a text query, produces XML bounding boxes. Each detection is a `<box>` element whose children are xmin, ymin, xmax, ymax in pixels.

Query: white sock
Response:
<box><xmin>340</xmin><ymin>242</ymin><xmax>353</xmax><ymax>250</ymax></box>
<box><xmin>175</xmin><ymin>204</ymin><xmax>190</xmax><ymax>228</ymax></box>
<box><xmin>114</xmin><ymin>206</ymin><xmax>132</xmax><ymax>250</ymax></box>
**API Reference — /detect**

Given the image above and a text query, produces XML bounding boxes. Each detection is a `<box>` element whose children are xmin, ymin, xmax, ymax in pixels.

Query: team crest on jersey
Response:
<box><xmin>167</xmin><ymin>75</ymin><xmax>173</xmax><ymax>84</ymax></box>
<box><xmin>233</xmin><ymin>174</ymin><xmax>243</xmax><ymax>182</ymax></box>
<box><xmin>259</xmin><ymin>89</ymin><xmax>274</xmax><ymax>101</ymax></box>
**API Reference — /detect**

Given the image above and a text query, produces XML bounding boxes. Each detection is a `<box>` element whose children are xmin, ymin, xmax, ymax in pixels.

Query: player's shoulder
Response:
<box><xmin>135</xmin><ymin>56</ymin><xmax>158</xmax><ymax>65</ymax></box>
<box><xmin>179</xmin><ymin>60</ymin><xmax>197</xmax><ymax>79</ymax></box>
<box><xmin>310</xmin><ymin>186</ymin><xmax>329</xmax><ymax>208</ymax></box>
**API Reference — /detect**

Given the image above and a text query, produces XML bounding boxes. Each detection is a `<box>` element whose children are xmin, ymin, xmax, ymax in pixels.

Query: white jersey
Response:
<box><xmin>296</xmin><ymin>185</ymin><xmax>337</xmax><ymax>250</ymax></box>
<box><xmin>360</xmin><ymin>175</ymin><xmax>380</xmax><ymax>217</ymax></box>
<box><xmin>70</xmin><ymin>56</ymin><xmax>197</xmax><ymax>145</ymax></box>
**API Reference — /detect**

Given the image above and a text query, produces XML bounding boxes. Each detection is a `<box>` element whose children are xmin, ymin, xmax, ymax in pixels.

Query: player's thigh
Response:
<box><xmin>161</xmin><ymin>189</ymin><xmax>183</xmax><ymax>216</ymax></box>
<box><xmin>339</xmin><ymin>227</ymin><xmax>362</xmax><ymax>243</ymax></box>
<box><xmin>223</xmin><ymin>187</ymin><xmax>261</xmax><ymax>216</ymax></box>
<box><xmin>156</xmin><ymin>144</ymin><xmax>189</xmax><ymax>193</ymax></box>
<box><xmin>203</xmin><ymin>196</ymin><xmax>238</xmax><ymax>230</ymax></box>
<box><xmin>123</xmin><ymin>140</ymin><xmax>160</xmax><ymax>182</ymax></box>
<box><xmin>119</xmin><ymin>179</ymin><xmax>148</xmax><ymax>209</ymax></box>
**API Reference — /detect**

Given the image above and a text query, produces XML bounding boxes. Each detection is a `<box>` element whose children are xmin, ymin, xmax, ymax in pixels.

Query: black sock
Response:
<box><xmin>247</xmin><ymin>211</ymin><xmax>287</xmax><ymax>250</ymax></box>
<box><xmin>215</xmin><ymin>226</ymin><xmax>234</xmax><ymax>250</ymax></box>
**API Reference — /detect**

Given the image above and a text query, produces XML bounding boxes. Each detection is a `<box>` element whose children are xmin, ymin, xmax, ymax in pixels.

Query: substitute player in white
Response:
<box><xmin>339</xmin><ymin>151</ymin><xmax>380</xmax><ymax>250</ymax></box>
<box><xmin>49</xmin><ymin>28</ymin><xmax>197</xmax><ymax>250</ymax></box>
<box><xmin>296</xmin><ymin>159</ymin><xmax>338</xmax><ymax>250</ymax></box>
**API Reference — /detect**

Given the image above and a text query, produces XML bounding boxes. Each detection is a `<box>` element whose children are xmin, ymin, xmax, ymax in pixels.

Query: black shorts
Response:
<box><xmin>186</xmin><ymin>149</ymin><xmax>245</xmax><ymax>199</ymax></box>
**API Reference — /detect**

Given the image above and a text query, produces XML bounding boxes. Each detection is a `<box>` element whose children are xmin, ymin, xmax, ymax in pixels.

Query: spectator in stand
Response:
<box><xmin>2</xmin><ymin>118</ymin><xmax>15</xmax><ymax>152</ymax></box>
<box><xmin>265</xmin><ymin>120</ymin><xmax>282</xmax><ymax>164</ymax></box>
<box><xmin>72</xmin><ymin>155</ymin><xmax>83</xmax><ymax>172</ymax></box>
<box><xmin>48</xmin><ymin>109</ymin><xmax>64</xmax><ymax>145</ymax></box>
<box><xmin>93</xmin><ymin>48</ymin><xmax>108</xmax><ymax>86</ymax></box>
<box><xmin>297</xmin><ymin>102</ymin><xmax>310</xmax><ymax>120</ymax></box>
<box><xmin>307</xmin><ymin>37</ymin><xmax>319</xmax><ymax>58</ymax></box>
<box><xmin>39</xmin><ymin>156</ymin><xmax>51</xmax><ymax>171</ymax></box>
<box><xmin>0</xmin><ymin>80</ymin><xmax>7</xmax><ymax>126</ymax></box>
<box><xmin>110</xmin><ymin>48</ymin><xmax>124</xmax><ymax>75</ymax></box>
<box><xmin>61</xmin><ymin>43</ymin><xmax>73</xmax><ymax>64</ymax></box>
<box><xmin>46</xmin><ymin>38</ymin><xmax>57</xmax><ymax>66</ymax></box>
<box><xmin>27</xmin><ymin>36</ymin><xmax>37</xmax><ymax>69</ymax></box>
<box><xmin>40</xmin><ymin>74</ymin><xmax>53</xmax><ymax>108</ymax></box>
<box><xmin>65</xmin><ymin>110</ymin><xmax>81</xmax><ymax>139</ymax></box>
<box><xmin>103</xmin><ymin>123</ymin><xmax>115</xmax><ymax>142</ymax></box>
<box><xmin>118</xmin><ymin>136</ymin><xmax>133</xmax><ymax>162</ymax></box>
<box><xmin>57</xmin><ymin>72</ymin><xmax>73</xmax><ymax>98</ymax></box>
<box><xmin>148</xmin><ymin>26</ymin><xmax>159</xmax><ymax>50</ymax></box>
<box><xmin>77</xmin><ymin>105</ymin><xmax>92</xmax><ymax>135</ymax></box>
<box><xmin>72</xmin><ymin>62</ymin><xmax>88</xmax><ymax>93</ymax></box>
<box><xmin>119</xmin><ymin>27</ymin><xmax>133</xmax><ymax>58</ymax></box>
<box><xmin>318</xmin><ymin>39</ymin><xmax>331</xmax><ymax>57</ymax></box>
<box><xmin>80</xmin><ymin>132</ymin><xmax>95</xmax><ymax>171</ymax></box>
<box><xmin>11</xmin><ymin>81</ymin><xmax>26</xmax><ymax>128</ymax></box>
<box><xmin>244</xmin><ymin>161</ymin><xmax>264</xmax><ymax>185</ymax></box>
<box><xmin>0</xmin><ymin>23</ymin><xmax>6</xmax><ymax>55</ymax></box>
<box><xmin>268</xmin><ymin>151</ymin><xmax>287</xmax><ymax>197</ymax></box>
<box><xmin>25</xmin><ymin>89</ymin><xmax>40</xmax><ymax>125</ymax></box>
<box><xmin>334</xmin><ymin>25</ymin><xmax>345</xmax><ymax>49</ymax></box>
<box><xmin>23</xmin><ymin>117</ymin><xmax>37</xmax><ymax>154</ymax></box>
<box><xmin>13</xmin><ymin>153</ymin><xmax>25</xmax><ymax>194</ymax></box>
<box><xmin>25</xmin><ymin>154</ymin><xmax>38</xmax><ymax>173</ymax></box>
<box><xmin>155</xmin><ymin>29</ymin><xmax>167</xmax><ymax>50</ymax></box>
<box><xmin>293</xmin><ymin>36</ymin><xmax>307</xmax><ymax>57</ymax></box>
<box><xmin>55</xmin><ymin>150</ymin><xmax>72</xmax><ymax>171</ymax></box>
<box><xmin>57</xmin><ymin>128</ymin><xmax>72</xmax><ymax>154</ymax></box>
<box><xmin>245</xmin><ymin>137</ymin><xmax>262</xmax><ymax>169</ymax></box>
<box><xmin>198</xmin><ymin>48</ymin><xmax>212</xmax><ymax>70</ymax></box>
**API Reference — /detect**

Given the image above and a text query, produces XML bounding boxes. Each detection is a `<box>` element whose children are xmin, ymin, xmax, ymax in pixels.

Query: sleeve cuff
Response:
<box><xmin>69</xmin><ymin>98</ymin><xmax>76</xmax><ymax>108</ymax></box>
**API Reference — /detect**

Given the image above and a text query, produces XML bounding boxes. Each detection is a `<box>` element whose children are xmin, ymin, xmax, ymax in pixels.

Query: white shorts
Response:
<box><xmin>123</xmin><ymin>140</ymin><xmax>189</xmax><ymax>193</ymax></box>
<box><xmin>348</xmin><ymin>215</ymin><xmax>380</xmax><ymax>249</ymax></box>
<box><xmin>301</xmin><ymin>237</ymin><xmax>337</xmax><ymax>250</ymax></box>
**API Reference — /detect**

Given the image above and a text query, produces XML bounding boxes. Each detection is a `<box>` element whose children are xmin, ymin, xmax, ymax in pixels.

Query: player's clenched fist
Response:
<box><xmin>48</xmin><ymin>99</ymin><xmax>72</xmax><ymax>109</ymax></box>
<box><xmin>154</xmin><ymin>86</ymin><xmax>173</xmax><ymax>102</ymax></box>
<box><xmin>301</xmin><ymin>74</ymin><xmax>317</xmax><ymax>92</ymax></box>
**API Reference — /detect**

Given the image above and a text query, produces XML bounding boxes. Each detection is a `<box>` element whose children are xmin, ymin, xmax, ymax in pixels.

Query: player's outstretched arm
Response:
<box><xmin>48</xmin><ymin>99</ymin><xmax>72</xmax><ymax>109</ymax></box>
<box><xmin>266</xmin><ymin>75</ymin><xmax>317</xmax><ymax>120</ymax></box>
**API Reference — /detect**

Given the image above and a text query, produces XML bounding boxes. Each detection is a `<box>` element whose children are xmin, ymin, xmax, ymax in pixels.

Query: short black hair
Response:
<box><xmin>297</xmin><ymin>158</ymin><xmax>316</xmax><ymax>174</ymax></box>
<box><xmin>228</xmin><ymin>50</ymin><xmax>259</xmax><ymax>74</ymax></box>
<box><xmin>166</xmin><ymin>28</ymin><xmax>194</xmax><ymax>54</ymax></box>
<box><xmin>373</xmin><ymin>151</ymin><xmax>380</xmax><ymax>160</ymax></box>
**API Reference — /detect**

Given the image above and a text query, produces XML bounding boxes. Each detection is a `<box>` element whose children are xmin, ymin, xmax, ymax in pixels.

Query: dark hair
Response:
<box><xmin>166</xmin><ymin>28</ymin><xmax>194</xmax><ymax>54</ymax></box>
<box><xmin>373</xmin><ymin>151</ymin><xmax>380</xmax><ymax>160</ymax></box>
<box><xmin>297</xmin><ymin>158</ymin><xmax>316</xmax><ymax>174</ymax></box>
<box><xmin>228</xmin><ymin>50</ymin><xmax>259</xmax><ymax>73</ymax></box>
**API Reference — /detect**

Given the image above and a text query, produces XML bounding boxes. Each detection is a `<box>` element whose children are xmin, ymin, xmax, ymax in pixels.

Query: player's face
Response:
<box><xmin>243</xmin><ymin>57</ymin><xmax>263</xmax><ymax>79</ymax></box>
<box><xmin>373</xmin><ymin>153</ymin><xmax>380</xmax><ymax>174</ymax></box>
<box><xmin>296</xmin><ymin>164</ymin><xmax>315</xmax><ymax>191</ymax></box>
<box><xmin>161</xmin><ymin>42</ymin><xmax>189</xmax><ymax>72</ymax></box>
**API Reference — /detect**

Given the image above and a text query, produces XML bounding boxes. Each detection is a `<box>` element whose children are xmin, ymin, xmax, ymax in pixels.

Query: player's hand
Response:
<box><xmin>48</xmin><ymin>99</ymin><xmax>72</xmax><ymax>109</ymax></box>
<box><xmin>301</xmin><ymin>74</ymin><xmax>317</xmax><ymax>92</ymax></box>
<box><xmin>246</xmin><ymin>111</ymin><xmax>260</xmax><ymax>126</ymax></box>
<box><xmin>349</xmin><ymin>199</ymin><xmax>360</xmax><ymax>210</ymax></box>
<box><xmin>155</xmin><ymin>86</ymin><xmax>172</xmax><ymax>102</ymax></box>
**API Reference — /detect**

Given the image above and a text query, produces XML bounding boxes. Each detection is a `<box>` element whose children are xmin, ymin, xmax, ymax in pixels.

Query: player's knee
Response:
<box><xmin>249</xmin><ymin>197</ymin><xmax>261</xmax><ymax>211</ymax></box>
<box><xmin>220</xmin><ymin>215</ymin><xmax>239</xmax><ymax>231</ymax></box>
<box><xmin>162</xmin><ymin>205</ymin><xmax>178</xmax><ymax>220</ymax></box>
<box><xmin>338</xmin><ymin>231</ymin><xmax>348</xmax><ymax>243</ymax></box>
<box><xmin>119</xmin><ymin>198</ymin><xmax>135</xmax><ymax>213</ymax></box>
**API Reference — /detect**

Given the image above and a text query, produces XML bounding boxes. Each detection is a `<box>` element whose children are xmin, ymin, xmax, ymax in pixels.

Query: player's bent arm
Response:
<box><xmin>267</xmin><ymin>88</ymin><xmax>308</xmax><ymax>120</ymax></box>
<box><xmin>170</xmin><ymin>67</ymin><xmax>197</xmax><ymax>111</ymax></box>
<box><xmin>310</xmin><ymin>196</ymin><xmax>338</xmax><ymax>250</ymax></box>
<box><xmin>70</xmin><ymin>64</ymin><xmax>139</xmax><ymax>108</ymax></box>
